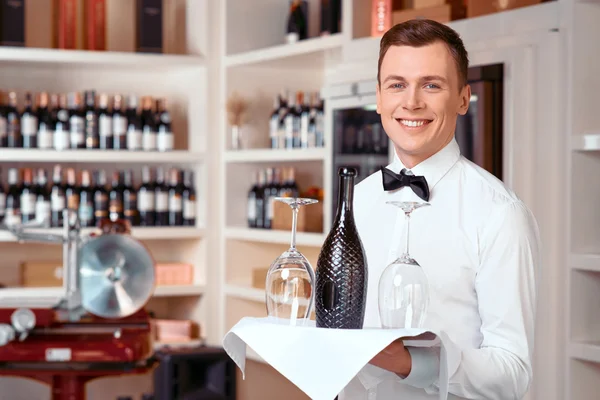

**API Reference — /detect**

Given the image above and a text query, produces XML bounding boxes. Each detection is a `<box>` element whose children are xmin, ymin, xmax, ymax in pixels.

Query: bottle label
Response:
<box><xmin>284</xmin><ymin>116</ymin><xmax>294</xmax><ymax>147</ymax></box>
<box><xmin>51</xmin><ymin>193</ymin><xmax>66</xmax><ymax>212</ymax></box>
<box><xmin>169</xmin><ymin>195</ymin><xmax>182</xmax><ymax>212</ymax></box>
<box><xmin>99</xmin><ymin>115</ymin><xmax>113</xmax><ymax>137</ymax></box>
<box><xmin>20</xmin><ymin>193</ymin><xmax>36</xmax><ymax>215</ymax></box>
<box><xmin>4</xmin><ymin>208</ymin><xmax>21</xmax><ymax>226</ymax></box>
<box><xmin>157</xmin><ymin>131</ymin><xmax>173</xmax><ymax>152</ymax></box>
<box><xmin>300</xmin><ymin>113</ymin><xmax>310</xmax><ymax>147</ymax></box>
<box><xmin>79</xmin><ymin>203</ymin><xmax>94</xmax><ymax>223</ymax></box>
<box><xmin>0</xmin><ymin>117</ymin><xmax>7</xmax><ymax>138</ymax></box>
<box><xmin>38</xmin><ymin>127</ymin><xmax>54</xmax><ymax>149</ymax></box>
<box><xmin>155</xmin><ymin>192</ymin><xmax>168</xmax><ymax>212</ymax></box>
<box><xmin>21</xmin><ymin>115</ymin><xmax>38</xmax><ymax>136</ymax></box>
<box><xmin>70</xmin><ymin>116</ymin><xmax>85</xmax><ymax>147</ymax></box>
<box><xmin>269</xmin><ymin>116</ymin><xmax>279</xmax><ymax>140</ymax></box>
<box><xmin>35</xmin><ymin>200</ymin><xmax>51</xmax><ymax>225</ymax></box>
<box><xmin>127</xmin><ymin>128</ymin><xmax>142</xmax><ymax>150</ymax></box>
<box><xmin>247</xmin><ymin>198</ymin><xmax>256</xmax><ymax>220</ymax></box>
<box><xmin>138</xmin><ymin>191</ymin><xmax>155</xmax><ymax>212</ymax></box>
<box><xmin>94</xmin><ymin>193</ymin><xmax>109</xmax><ymax>218</ymax></box>
<box><xmin>113</xmin><ymin>115</ymin><xmax>127</xmax><ymax>136</ymax></box>
<box><xmin>183</xmin><ymin>199</ymin><xmax>195</xmax><ymax>219</ymax></box>
<box><xmin>54</xmin><ymin>128</ymin><xmax>70</xmax><ymax>150</ymax></box>
<box><xmin>142</xmin><ymin>130</ymin><xmax>157</xmax><ymax>151</ymax></box>
<box><xmin>67</xmin><ymin>194</ymin><xmax>80</xmax><ymax>210</ymax></box>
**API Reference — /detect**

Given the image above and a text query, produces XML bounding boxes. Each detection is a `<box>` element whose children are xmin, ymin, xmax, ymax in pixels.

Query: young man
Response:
<box><xmin>340</xmin><ymin>20</ymin><xmax>541</xmax><ymax>399</ymax></box>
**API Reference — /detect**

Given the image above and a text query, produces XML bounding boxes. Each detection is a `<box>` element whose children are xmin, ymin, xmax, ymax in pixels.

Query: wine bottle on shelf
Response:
<box><xmin>141</xmin><ymin>96</ymin><xmax>157</xmax><ymax>151</ymax></box>
<box><xmin>50</xmin><ymin>165</ymin><xmax>66</xmax><ymax>228</ymax></box>
<box><xmin>20</xmin><ymin>168</ymin><xmax>36</xmax><ymax>223</ymax></box>
<box><xmin>21</xmin><ymin>92</ymin><xmax>38</xmax><ymax>149</ymax></box>
<box><xmin>283</xmin><ymin>92</ymin><xmax>296</xmax><ymax>149</ymax></box>
<box><xmin>5</xmin><ymin>168</ymin><xmax>21</xmax><ymax>227</ymax></box>
<box><xmin>109</xmin><ymin>171</ymin><xmax>124</xmax><ymax>222</ymax></box>
<box><xmin>7</xmin><ymin>91</ymin><xmax>22</xmax><ymax>148</ymax></box>
<box><xmin>307</xmin><ymin>92</ymin><xmax>318</xmax><ymax>148</ymax></box>
<box><xmin>168</xmin><ymin>168</ymin><xmax>184</xmax><ymax>226</ymax></box>
<box><xmin>98</xmin><ymin>93</ymin><xmax>113</xmax><ymax>150</ymax></box>
<box><xmin>69</xmin><ymin>92</ymin><xmax>85</xmax><ymax>149</ymax></box>
<box><xmin>123</xmin><ymin>169</ymin><xmax>140</xmax><ymax>227</ymax></box>
<box><xmin>84</xmin><ymin>90</ymin><xmax>99</xmax><ymax>149</ymax></box>
<box><xmin>156</xmin><ymin>98</ymin><xmax>173</xmax><ymax>152</ymax></box>
<box><xmin>0</xmin><ymin>93</ymin><xmax>8</xmax><ymax>148</ymax></box>
<box><xmin>269</xmin><ymin>96</ymin><xmax>280</xmax><ymax>149</ymax></box>
<box><xmin>34</xmin><ymin>168</ymin><xmax>51</xmax><ymax>227</ymax></box>
<box><xmin>286</xmin><ymin>0</ymin><xmax>307</xmax><ymax>43</ymax></box>
<box><xmin>182</xmin><ymin>169</ymin><xmax>196</xmax><ymax>226</ymax></box>
<box><xmin>0</xmin><ymin>168</ymin><xmax>6</xmax><ymax>224</ymax></box>
<box><xmin>54</xmin><ymin>94</ymin><xmax>70</xmax><ymax>151</ymax></box>
<box><xmin>300</xmin><ymin>93</ymin><xmax>311</xmax><ymax>148</ymax></box>
<box><xmin>112</xmin><ymin>94</ymin><xmax>127</xmax><ymax>150</ymax></box>
<box><xmin>292</xmin><ymin>91</ymin><xmax>303</xmax><ymax>148</ymax></box>
<box><xmin>255</xmin><ymin>169</ymin><xmax>266</xmax><ymax>229</ymax></box>
<box><xmin>315</xmin><ymin>96</ymin><xmax>325</xmax><ymax>148</ymax></box>
<box><xmin>126</xmin><ymin>94</ymin><xmax>142</xmax><ymax>151</ymax></box>
<box><xmin>247</xmin><ymin>171</ymin><xmax>259</xmax><ymax>228</ymax></box>
<box><xmin>277</xmin><ymin>90</ymin><xmax>288</xmax><ymax>150</ymax></box>
<box><xmin>315</xmin><ymin>167</ymin><xmax>368</xmax><ymax>329</ymax></box>
<box><xmin>78</xmin><ymin>170</ymin><xmax>94</xmax><ymax>227</ymax></box>
<box><xmin>262</xmin><ymin>168</ymin><xmax>274</xmax><ymax>229</ymax></box>
<box><xmin>65</xmin><ymin>168</ymin><xmax>80</xmax><ymax>212</ymax></box>
<box><xmin>154</xmin><ymin>167</ymin><xmax>169</xmax><ymax>226</ymax></box>
<box><xmin>93</xmin><ymin>169</ymin><xmax>109</xmax><ymax>225</ymax></box>
<box><xmin>138</xmin><ymin>165</ymin><xmax>155</xmax><ymax>226</ymax></box>
<box><xmin>37</xmin><ymin>92</ymin><xmax>54</xmax><ymax>150</ymax></box>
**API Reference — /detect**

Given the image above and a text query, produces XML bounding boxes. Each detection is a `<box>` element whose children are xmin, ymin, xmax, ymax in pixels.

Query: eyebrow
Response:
<box><xmin>383</xmin><ymin>75</ymin><xmax>448</xmax><ymax>84</ymax></box>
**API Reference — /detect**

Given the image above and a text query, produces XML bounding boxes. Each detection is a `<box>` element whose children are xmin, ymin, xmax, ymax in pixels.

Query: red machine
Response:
<box><xmin>0</xmin><ymin>212</ymin><xmax>157</xmax><ymax>400</ymax></box>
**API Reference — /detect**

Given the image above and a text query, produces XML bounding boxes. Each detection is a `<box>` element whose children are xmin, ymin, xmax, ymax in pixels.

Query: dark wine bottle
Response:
<box><xmin>182</xmin><ymin>169</ymin><xmax>196</xmax><ymax>226</ymax></box>
<box><xmin>21</xmin><ymin>92</ymin><xmax>37</xmax><ymax>149</ymax></box>
<box><xmin>50</xmin><ymin>165</ymin><xmax>66</xmax><ymax>228</ymax></box>
<box><xmin>123</xmin><ymin>169</ymin><xmax>140</xmax><ymax>227</ymax></box>
<box><xmin>93</xmin><ymin>169</ymin><xmax>109</xmax><ymax>225</ymax></box>
<box><xmin>138</xmin><ymin>166</ymin><xmax>155</xmax><ymax>226</ymax></box>
<box><xmin>5</xmin><ymin>168</ymin><xmax>21</xmax><ymax>227</ymax></box>
<box><xmin>315</xmin><ymin>167</ymin><xmax>368</xmax><ymax>329</ymax></box>
<box><xmin>34</xmin><ymin>168</ymin><xmax>51</xmax><ymax>227</ymax></box>
<box><xmin>78</xmin><ymin>170</ymin><xmax>95</xmax><ymax>227</ymax></box>
<box><xmin>20</xmin><ymin>168</ymin><xmax>36</xmax><ymax>223</ymax></box>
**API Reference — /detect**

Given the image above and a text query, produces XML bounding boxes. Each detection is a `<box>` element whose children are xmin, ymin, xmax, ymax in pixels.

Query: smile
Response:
<box><xmin>397</xmin><ymin>119</ymin><xmax>432</xmax><ymax>128</ymax></box>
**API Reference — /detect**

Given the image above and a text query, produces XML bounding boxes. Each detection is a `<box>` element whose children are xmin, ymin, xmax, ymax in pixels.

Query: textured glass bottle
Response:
<box><xmin>315</xmin><ymin>167</ymin><xmax>368</xmax><ymax>329</ymax></box>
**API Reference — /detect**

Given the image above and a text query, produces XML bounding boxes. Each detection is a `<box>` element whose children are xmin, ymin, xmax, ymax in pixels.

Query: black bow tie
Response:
<box><xmin>381</xmin><ymin>167</ymin><xmax>430</xmax><ymax>201</ymax></box>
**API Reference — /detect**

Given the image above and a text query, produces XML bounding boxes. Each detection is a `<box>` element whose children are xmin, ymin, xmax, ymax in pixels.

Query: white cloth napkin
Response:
<box><xmin>222</xmin><ymin>317</ymin><xmax>461</xmax><ymax>400</ymax></box>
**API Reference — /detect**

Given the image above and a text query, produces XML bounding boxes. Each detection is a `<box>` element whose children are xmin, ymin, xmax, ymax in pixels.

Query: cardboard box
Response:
<box><xmin>392</xmin><ymin>3</ymin><xmax>466</xmax><ymax>25</ymax></box>
<box><xmin>466</xmin><ymin>0</ymin><xmax>542</xmax><ymax>18</ymax></box>
<box><xmin>20</xmin><ymin>261</ymin><xmax>63</xmax><ymax>287</ymax></box>
<box><xmin>272</xmin><ymin>199</ymin><xmax>323</xmax><ymax>233</ymax></box>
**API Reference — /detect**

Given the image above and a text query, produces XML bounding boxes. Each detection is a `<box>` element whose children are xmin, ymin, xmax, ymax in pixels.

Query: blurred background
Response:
<box><xmin>0</xmin><ymin>0</ymin><xmax>590</xmax><ymax>399</ymax></box>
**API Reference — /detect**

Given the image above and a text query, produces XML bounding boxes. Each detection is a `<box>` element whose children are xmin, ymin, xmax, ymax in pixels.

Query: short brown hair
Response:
<box><xmin>378</xmin><ymin>19</ymin><xmax>469</xmax><ymax>88</ymax></box>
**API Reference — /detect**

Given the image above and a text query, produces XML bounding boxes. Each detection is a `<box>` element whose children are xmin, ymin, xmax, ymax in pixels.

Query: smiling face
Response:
<box><xmin>376</xmin><ymin>41</ymin><xmax>471</xmax><ymax>168</ymax></box>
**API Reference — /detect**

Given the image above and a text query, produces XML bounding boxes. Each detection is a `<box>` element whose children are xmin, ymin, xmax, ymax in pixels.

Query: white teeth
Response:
<box><xmin>400</xmin><ymin>119</ymin><xmax>427</xmax><ymax>127</ymax></box>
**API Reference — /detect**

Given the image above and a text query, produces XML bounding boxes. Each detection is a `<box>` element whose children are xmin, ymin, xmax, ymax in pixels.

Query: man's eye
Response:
<box><xmin>425</xmin><ymin>84</ymin><xmax>440</xmax><ymax>89</ymax></box>
<box><xmin>389</xmin><ymin>83</ymin><xmax>404</xmax><ymax>89</ymax></box>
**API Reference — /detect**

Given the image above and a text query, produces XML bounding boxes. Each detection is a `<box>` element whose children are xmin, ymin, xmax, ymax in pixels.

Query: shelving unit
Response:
<box><xmin>0</xmin><ymin>149</ymin><xmax>204</xmax><ymax>163</ymax></box>
<box><xmin>223</xmin><ymin>148</ymin><xmax>327</xmax><ymax>163</ymax></box>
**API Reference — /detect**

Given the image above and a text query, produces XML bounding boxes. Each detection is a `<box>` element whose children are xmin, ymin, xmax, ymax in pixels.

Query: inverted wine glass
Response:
<box><xmin>378</xmin><ymin>201</ymin><xmax>431</xmax><ymax>329</ymax></box>
<box><xmin>265</xmin><ymin>197</ymin><xmax>318</xmax><ymax>326</ymax></box>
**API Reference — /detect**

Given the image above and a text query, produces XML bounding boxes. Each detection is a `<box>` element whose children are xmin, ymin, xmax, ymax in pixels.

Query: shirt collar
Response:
<box><xmin>389</xmin><ymin>138</ymin><xmax>461</xmax><ymax>191</ymax></box>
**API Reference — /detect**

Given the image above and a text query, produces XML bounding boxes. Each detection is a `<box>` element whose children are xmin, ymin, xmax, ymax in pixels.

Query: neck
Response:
<box><xmin>335</xmin><ymin>176</ymin><xmax>354</xmax><ymax>219</ymax></box>
<box><xmin>394</xmin><ymin>135</ymin><xmax>453</xmax><ymax>169</ymax></box>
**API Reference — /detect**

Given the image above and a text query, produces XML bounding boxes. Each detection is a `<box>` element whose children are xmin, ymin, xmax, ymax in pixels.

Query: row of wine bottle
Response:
<box><xmin>247</xmin><ymin>167</ymin><xmax>300</xmax><ymax>229</ymax></box>
<box><xmin>269</xmin><ymin>90</ymin><xmax>325</xmax><ymax>150</ymax></box>
<box><xmin>0</xmin><ymin>165</ymin><xmax>196</xmax><ymax>229</ymax></box>
<box><xmin>0</xmin><ymin>90</ymin><xmax>174</xmax><ymax>152</ymax></box>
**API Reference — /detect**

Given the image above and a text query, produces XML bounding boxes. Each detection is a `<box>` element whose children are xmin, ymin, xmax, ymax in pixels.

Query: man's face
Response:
<box><xmin>376</xmin><ymin>41</ymin><xmax>470</xmax><ymax>168</ymax></box>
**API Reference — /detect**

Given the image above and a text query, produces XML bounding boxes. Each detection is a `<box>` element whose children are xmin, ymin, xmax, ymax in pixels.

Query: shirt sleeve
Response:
<box><xmin>399</xmin><ymin>346</ymin><xmax>440</xmax><ymax>388</ymax></box>
<box><xmin>421</xmin><ymin>200</ymin><xmax>541</xmax><ymax>400</ymax></box>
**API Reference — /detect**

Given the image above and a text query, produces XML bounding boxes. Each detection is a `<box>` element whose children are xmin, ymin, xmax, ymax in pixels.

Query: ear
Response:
<box><xmin>376</xmin><ymin>82</ymin><xmax>382</xmax><ymax>115</ymax></box>
<box><xmin>457</xmin><ymin>84</ymin><xmax>471</xmax><ymax>116</ymax></box>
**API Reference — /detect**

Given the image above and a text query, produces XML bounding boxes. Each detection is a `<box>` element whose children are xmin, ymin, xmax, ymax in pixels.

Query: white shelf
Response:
<box><xmin>225</xmin><ymin>284</ymin><xmax>265</xmax><ymax>303</ymax></box>
<box><xmin>0</xmin><ymin>284</ymin><xmax>204</xmax><ymax>300</ymax></box>
<box><xmin>571</xmin><ymin>253</ymin><xmax>600</xmax><ymax>272</ymax></box>
<box><xmin>0</xmin><ymin>47</ymin><xmax>204</xmax><ymax>70</ymax></box>
<box><xmin>224</xmin><ymin>148</ymin><xmax>327</xmax><ymax>163</ymax></box>
<box><xmin>224</xmin><ymin>227</ymin><xmax>326</xmax><ymax>247</ymax></box>
<box><xmin>0</xmin><ymin>227</ymin><xmax>204</xmax><ymax>242</ymax></box>
<box><xmin>570</xmin><ymin>342</ymin><xmax>600</xmax><ymax>363</ymax></box>
<box><xmin>225</xmin><ymin>34</ymin><xmax>343</xmax><ymax>69</ymax></box>
<box><xmin>572</xmin><ymin>133</ymin><xmax>600</xmax><ymax>151</ymax></box>
<box><xmin>0</xmin><ymin>149</ymin><xmax>204</xmax><ymax>164</ymax></box>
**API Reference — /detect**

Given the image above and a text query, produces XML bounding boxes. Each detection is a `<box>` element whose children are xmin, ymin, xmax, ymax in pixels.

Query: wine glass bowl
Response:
<box><xmin>378</xmin><ymin>201</ymin><xmax>431</xmax><ymax>329</ymax></box>
<box><xmin>265</xmin><ymin>197</ymin><xmax>318</xmax><ymax>326</ymax></box>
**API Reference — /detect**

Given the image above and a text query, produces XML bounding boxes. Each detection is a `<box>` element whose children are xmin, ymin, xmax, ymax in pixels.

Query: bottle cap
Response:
<box><xmin>338</xmin><ymin>167</ymin><xmax>357</xmax><ymax>177</ymax></box>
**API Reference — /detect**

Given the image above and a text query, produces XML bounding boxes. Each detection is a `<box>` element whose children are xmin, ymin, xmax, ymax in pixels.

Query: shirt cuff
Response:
<box><xmin>398</xmin><ymin>346</ymin><xmax>440</xmax><ymax>389</ymax></box>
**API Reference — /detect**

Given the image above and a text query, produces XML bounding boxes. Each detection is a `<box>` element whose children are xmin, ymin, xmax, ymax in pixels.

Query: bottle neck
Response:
<box><xmin>335</xmin><ymin>176</ymin><xmax>354</xmax><ymax>219</ymax></box>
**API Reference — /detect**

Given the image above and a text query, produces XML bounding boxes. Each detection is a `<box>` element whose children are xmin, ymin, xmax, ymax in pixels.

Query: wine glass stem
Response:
<box><xmin>404</xmin><ymin>211</ymin><xmax>411</xmax><ymax>256</ymax></box>
<box><xmin>290</xmin><ymin>206</ymin><xmax>299</xmax><ymax>251</ymax></box>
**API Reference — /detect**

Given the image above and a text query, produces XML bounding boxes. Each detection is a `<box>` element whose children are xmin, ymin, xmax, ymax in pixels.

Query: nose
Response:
<box><xmin>402</xmin><ymin>87</ymin><xmax>424</xmax><ymax>111</ymax></box>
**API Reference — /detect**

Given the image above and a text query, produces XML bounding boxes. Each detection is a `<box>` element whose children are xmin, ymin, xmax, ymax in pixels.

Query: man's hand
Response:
<box><xmin>369</xmin><ymin>339</ymin><xmax>412</xmax><ymax>377</ymax></box>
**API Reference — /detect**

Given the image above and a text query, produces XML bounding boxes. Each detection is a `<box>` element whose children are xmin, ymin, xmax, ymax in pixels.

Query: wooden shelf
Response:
<box><xmin>0</xmin><ymin>149</ymin><xmax>204</xmax><ymax>164</ymax></box>
<box><xmin>225</xmin><ymin>34</ymin><xmax>343</xmax><ymax>69</ymax></box>
<box><xmin>224</xmin><ymin>148</ymin><xmax>326</xmax><ymax>163</ymax></box>
<box><xmin>0</xmin><ymin>284</ymin><xmax>204</xmax><ymax>300</ymax></box>
<box><xmin>570</xmin><ymin>342</ymin><xmax>600</xmax><ymax>363</ymax></box>
<box><xmin>571</xmin><ymin>253</ymin><xmax>600</xmax><ymax>272</ymax></box>
<box><xmin>0</xmin><ymin>47</ymin><xmax>204</xmax><ymax>70</ymax></box>
<box><xmin>0</xmin><ymin>226</ymin><xmax>204</xmax><ymax>242</ymax></box>
<box><xmin>224</xmin><ymin>227</ymin><xmax>326</xmax><ymax>247</ymax></box>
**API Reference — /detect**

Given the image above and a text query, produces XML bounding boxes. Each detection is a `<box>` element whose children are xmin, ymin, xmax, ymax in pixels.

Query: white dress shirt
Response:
<box><xmin>339</xmin><ymin>138</ymin><xmax>541</xmax><ymax>400</ymax></box>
